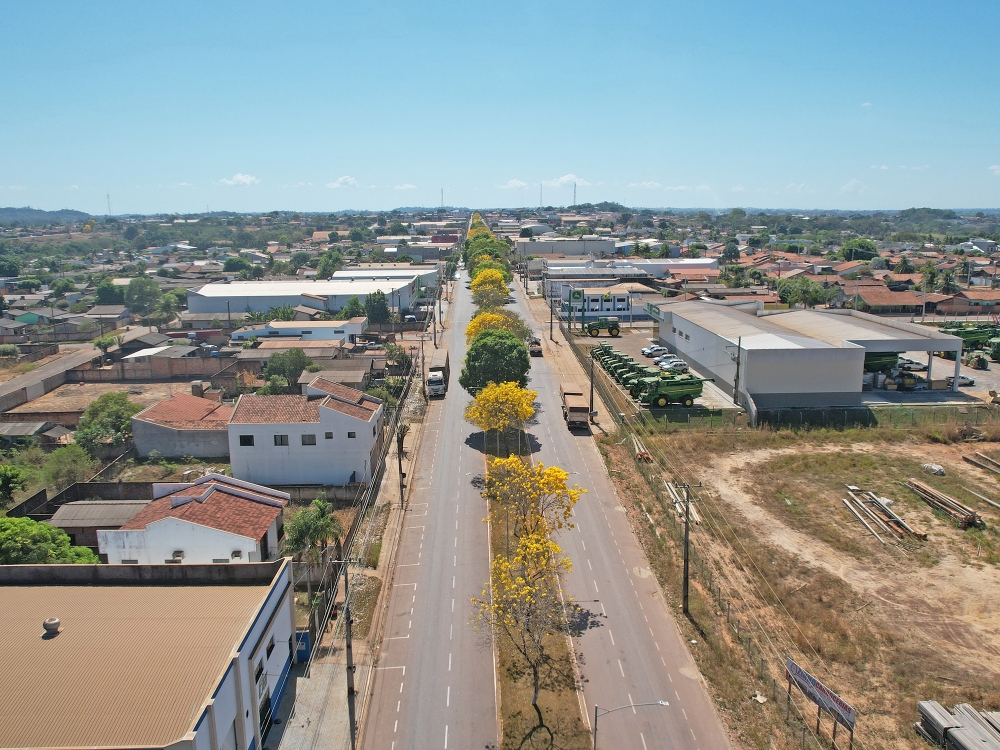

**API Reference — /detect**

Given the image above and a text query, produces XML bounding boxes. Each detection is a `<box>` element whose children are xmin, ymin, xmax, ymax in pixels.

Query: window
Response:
<box><xmin>266</xmin><ymin>636</ymin><xmax>275</xmax><ymax>658</ymax></box>
<box><xmin>121</xmin><ymin>559</ymin><xmax>138</xmax><ymax>565</ymax></box>
<box><xmin>347</xmin><ymin>431</ymin><xmax>356</xmax><ymax>439</ymax></box>
<box><xmin>212</xmin><ymin>558</ymin><xmax>229</xmax><ymax>564</ymax></box>
<box><xmin>301</xmin><ymin>434</ymin><xmax>316</xmax><ymax>445</ymax></box>
<box><xmin>255</xmin><ymin>661</ymin><xmax>264</xmax><ymax>683</ymax></box>
<box><xmin>274</xmin><ymin>434</ymin><xmax>289</xmax><ymax>446</ymax></box>
<box><xmin>325</xmin><ymin>432</ymin><xmax>333</xmax><ymax>439</ymax></box>
<box><xmin>685</xmin><ymin>334</ymin><xmax>690</xmax><ymax>341</ymax></box>
<box><xmin>301</xmin><ymin>330</ymin><xmax>312</xmax><ymax>335</ymax></box>
<box><xmin>239</xmin><ymin>434</ymin><xmax>255</xmax><ymax>447</ymax></box>
<box><xmin>373</xmin><ymin>426</ymin><xmax>377</xmax><ymax>436</ymax></box>
<box><xmin>672</xmin><ymin>327</ymin><xmax>676</xmax><ymax>333</ymax></box>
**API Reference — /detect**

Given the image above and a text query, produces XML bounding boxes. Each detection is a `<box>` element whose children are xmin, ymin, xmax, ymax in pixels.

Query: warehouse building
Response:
<box><xmin>655</xmin><ymin>300</ymin><xmax>963</xmax><ymax>412</ymax></box>
<box><xmin>0</xmin><ymin>559</ymin><xmax>294</xmax><ymax>750</ymax></box>
<box><xmin>188</xmin><ymin>279</ymin><xmax>418</xmax><ymax>315</ymax></box>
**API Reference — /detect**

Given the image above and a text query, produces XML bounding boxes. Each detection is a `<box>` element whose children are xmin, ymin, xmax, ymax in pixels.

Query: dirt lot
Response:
<box><xmin>601</xmin><ymin>423</ymin><xmax>1000</xmax><ymax>749</ymax></box>
<box><xmin>0</xmin><ymin>354</ymin><xmax>65</xmax><ymax>384</ymax></box>
<box><xmin>6</xmin><ymin>381</ymin><xmax>193</xmax><ymax>424</ymax></box>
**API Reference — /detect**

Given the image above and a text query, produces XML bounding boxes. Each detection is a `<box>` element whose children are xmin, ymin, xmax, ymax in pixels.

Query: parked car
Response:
<box><xmin>642</xmin><ymin>345</ymin><xmax>669</xmax><ymax>357</ymax></box>
<box><xmin>947</xmin><ymin>375</ymin><xmax>975</xmax><ymax>387</ymax></box>
<box><xmin>653</xmin><ymin>354</ymin><xmax>683</xmax><ymax>365</ymax></box>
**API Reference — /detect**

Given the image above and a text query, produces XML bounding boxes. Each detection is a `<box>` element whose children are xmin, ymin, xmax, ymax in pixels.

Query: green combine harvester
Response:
<box><xmin>864</xmin><ymin>352</ymin><xmax>901</xmax><ymax>373</ymax></box>
<box><xmin>635</xmin><ymin>374</ymin><xmax>713</xmax><ymax>408</ymax></box>
<box><xmin>939</xmin><ymin>323</ymin><xmax>997</xmax><ymax>349</ymax></box>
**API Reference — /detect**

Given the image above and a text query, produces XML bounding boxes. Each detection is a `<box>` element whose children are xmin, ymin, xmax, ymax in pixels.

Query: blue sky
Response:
<box><xmin>2</xmin><ymin>0</ymin><xmax>998</xmax><ymax>214</ymax></box>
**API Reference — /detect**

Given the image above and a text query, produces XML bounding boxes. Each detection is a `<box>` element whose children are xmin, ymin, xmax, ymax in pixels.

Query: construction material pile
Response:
<box><xmin>905</xmin><ymin>479</ymin><xmax>985</xmax><ymax>529</ymax></box>
<box><xmin>962</xmin><ymin>451</ymin><xmax>1000</xmax><ymax>476</ymax></box>
<box><xmin>916</xmin><ymin>700</ymin><xmax>1000</xmax><ymax>748</ymax></box>
<box><xmin>842</xmin><ymin>485</ymin><xmax>928</xmax><ymax>545</ymax></box>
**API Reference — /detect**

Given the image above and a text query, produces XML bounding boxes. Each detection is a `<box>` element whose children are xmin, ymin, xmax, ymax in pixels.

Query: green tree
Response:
<box><xmin>0</xmin><ymin>258</ymin><xmax>21</xmax><ymax>277</ymax></box>
<box><xmin>125</xmin><ymin>276</ymin><xmax>162</xmax><ymax>320</ymax></box>
<box><xmin>282</xmin><ymin>495</ymin><xmax>344</xmax><ymax>603</ymax></box>
<box><xmin>336</xmin><ymin>296</ymin><xmax>366</xmax><ymax>319</ymax></box>
<box><xmin>893</xmin><ymin>257</ymin><xmax>915</xmax><ymax>274</ymax></box>
<box><xmin>776</xmin><ymin>277</ymin><xmax>837</xmax><ymax>308</ymax></box>
<box><xmin>841</xmin><ymin>238</ymin><xmax>878</xmax><ymax>261</ymax></box>
<box><xmin>365</xmin><ymin>290</ymin><xmax>391</xmax><ymax>324</ymax></box>
<box><xmin>290</xmin><ymin>251</ymin><xmax>311</xmax><ymax>269</ymax></box>
<box><xmin>223</xmin><ymin>256</ymin><xmax>251</xmax><ymax>273</ymax></box>
<box><xmin>74</xmin><ymin>392</ymin><xmax>143</xmax><ymax>456</ymax></box>
<box><xmin>384</xmin><ymin>343</ymin><xmax>412</xmax><ymax>372</ymax></box>
<box><xmin>18</xmin><ymin>277</ymin><xmax>41</xmax><ymax>291</ymax></box>
<box><xmin>937</xmin><ymin>270</ymin><xmax>960</xmax><ymax>294</ymax></box>
<box><xmin>95</xmin><ymin>279</ymin><xmax>125</xmax><ymax>305</ymax></box>
<box><xmin>721</xmin><ymin>240</ymin><xmax>741</xmax><ymax>264</ymax></box>
<box><xmin>0</xmin><ymin>464</ymin><xmax>27</xmax><ymax>508</ymax></box>
<box><xmin>51</xmin><ymin>278</ymin><xmax>76</xmax><ymax>296</ymax></box>
<box><xmin>263</xmin><ymin>349</ymin><xmax>312</xmax><ymax>392</ymax></box>
<box><xmin>43</xmin><ymin>445</ymin><xmax>96</xmax><ymax>490</ymax></box>
<box><xmin>0</xmin><ymin>516</ymin><xmax>99</xmax><ymax>564</ymax></box>
<box><xmin>459</xmin><ymin>329</ymin><xmax>530</xmax><ymax>393</ymax></box>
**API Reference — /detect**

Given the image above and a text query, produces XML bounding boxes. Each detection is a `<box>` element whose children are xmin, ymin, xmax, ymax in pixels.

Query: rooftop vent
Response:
<box><xmin>42</xmin><ymin>617</ymin><xmax>60</xmax><ymax>638</ymax></box>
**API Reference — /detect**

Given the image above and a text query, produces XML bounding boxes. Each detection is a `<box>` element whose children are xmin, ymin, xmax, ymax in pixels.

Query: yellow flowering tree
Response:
<box><xmin>465</xmin><ymin>309</ymin><xmax>531</xmax><ymax>344</ymax></box>
<box><xmin>484</xmin><ymin>455</ymin><xmax>583</xmax><ymax>536</ymax></box>
<box><xmin>465</xmin><ymin>381</ymin><xmax>536</xmax><ymax>431</ymax></box>
<box><xmin>472</xmin><ymin>530</ymin><xmax>573</xmax><ymax>742</ymax></box>
<box><xmin>471</xmin><ymin>267</ymin><xmax>508</xmax><ymax>309</ymax></box>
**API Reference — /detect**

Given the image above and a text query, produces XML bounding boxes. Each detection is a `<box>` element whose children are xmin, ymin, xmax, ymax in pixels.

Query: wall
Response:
<box><xmin>99</xmin><ymin>517</ymin><xmax>260</xmax><ymax>564</ymax></box>
<box><xmin>68</xmin><ymin>356</ymin><xmax>232</xmax><ymax>382</ymax></box>
<box><xmin>133</xmin><ymin>419</ymin><xmax>231</xmax><ymax>459</ymax></box>
<box><xmin>228</xmin><ymin>403</ymin><xmax>382</xmax><ymax>487</ymax></box>
<box><xmin>516</xmin><ymin>238</ymin><xmax>615</xmax><ymax>256</ymax></box>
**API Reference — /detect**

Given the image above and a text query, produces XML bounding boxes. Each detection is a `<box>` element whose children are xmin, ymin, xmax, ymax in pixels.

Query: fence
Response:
<box><xmin>620</xmin><ymin>411</ymin><xmax>861</xmax><ymax>750</ymax></box>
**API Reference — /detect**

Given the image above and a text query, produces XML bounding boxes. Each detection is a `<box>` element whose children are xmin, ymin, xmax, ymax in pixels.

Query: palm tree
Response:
<box><xmin>282</xmin><ymin>495</ymin><xmax>344</xmax><ymax>607</ymax></box>
<box><xmin>937</xmin><ymin>270</ymin><xmax>960</xmax><ymax>295</ymax></box>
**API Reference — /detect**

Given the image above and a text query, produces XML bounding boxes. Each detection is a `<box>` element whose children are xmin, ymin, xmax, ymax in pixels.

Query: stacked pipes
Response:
<box><xmin>905</xmin><ymin>479</ymin><xmax>984</xmax><ymax>529</ymax></box>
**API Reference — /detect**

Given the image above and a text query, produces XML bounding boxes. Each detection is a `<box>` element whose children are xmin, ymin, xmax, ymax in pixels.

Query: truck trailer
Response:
<box><xmin>427</xmin><ymin>349</ymin><xmax>451</xmax><ymax>397</ymax></box>
<box><xmin>560</xmin><ymin>382</ymin><xmax>591</xmax><ymax>429</ymax></box>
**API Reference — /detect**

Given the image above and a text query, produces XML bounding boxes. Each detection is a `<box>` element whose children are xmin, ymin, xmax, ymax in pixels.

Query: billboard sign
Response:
<box><xmin>786</xmin><ymin>658</ymin><xmax>856</xmax><ymax>729</ymax></box>
<box><xmin>570</xmin><ymin>288</ymin><xmax>583</xmax><ymax>301</ymax></box>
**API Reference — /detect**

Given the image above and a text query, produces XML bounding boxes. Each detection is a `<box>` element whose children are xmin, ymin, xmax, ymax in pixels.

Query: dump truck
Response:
<box><xmin>560</xmin><ymin>382</ymin><xmax>591</xmax><ymax>429</ymax></box>
<box><xmin>636</xmin><ymin>374</ymin><xmax>713</xmax><ymax>408</ymax></box>
<box><xmin>427</xmin><ymin>349</ymin><xmax>451</xmax><ymax>397</ymax></box>
<box><xmin>586</xmin><ymin>316</ymin><xmax>621</xmax><ymax>337</ymax></box>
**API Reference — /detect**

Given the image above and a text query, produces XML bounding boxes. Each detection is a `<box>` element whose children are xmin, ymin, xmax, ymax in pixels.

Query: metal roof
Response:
<box><xmin>48</xmin><ymin>500</ymin><xmax>150</xmax><ymax>528</ymax></box>
<box><xmin>0</xmin><ymin>583</ymin><xmax>271</xmax><ymax>749</ymax></box>
<box><xmin>764</xmin><ymin>309</ymin><xmax>963</xmax><ymax>352</ymax></box>
<box><xmin>192</xmin><ymin>279</ymin><xmax>412</xmax><ymax>297</ymax></box>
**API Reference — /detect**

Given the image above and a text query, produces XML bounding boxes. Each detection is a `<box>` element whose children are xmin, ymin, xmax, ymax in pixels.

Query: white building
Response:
<box><xmin>188</xmin><ymin>279</ymin><xmax>418</xmax><ymax>315</ymax></box>
<box><xmin>98</xmin><ymin>474</ymin><xmax>288</xmax><ymax>564</ymax></box>
<box><xmin>228</xmin><ymin>382</ymin><xmax>384</xmax><ymax>487</ymax></box>
<box><xmin>332</xmin><ymin>265</ymin><xmax>439</xmax><ymax>289</ymax></box>
<box><xmin>230</xmin><ymin>318</ymin><xmax>368</xmax><ymax>342</ymax></box>
<box><xmin>1</xmin><ymin>559</ymin><xmax>295</xmax><ymax>750</ymax></box>
<box><xmin>516</xmin><ymin>237</ymin><xmax>616</xmax><ymax>256</ymax></box>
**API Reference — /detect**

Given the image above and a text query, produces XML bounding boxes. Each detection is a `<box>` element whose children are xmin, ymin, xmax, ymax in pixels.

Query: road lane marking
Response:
<box><xmin>450</xmin><ymin>623</ymin><xmax>453</xmax><ymax>640</ymax></box>
<box><xmin>640</xmin><ymin>733</ymin><xmax>648</xmax><ymax>750</ymax></box>
<box><xmin>655</xmin><ymin>642</ymin><xmax>660</xmax><ymax>650</ymax></box>
<box><xmin>397</xmin><ymin>700</ymin><xmax>400</xmax><ymax>711</ymax></box>
<box><xmin>449</xmin><ymin>653</ymin><xmax>452</xmax><ymax>671</ymax></box>
<box><xmin>400</xmin><ymin>682</ymin><xmax>404</xmax><ymax>693</ymax></box>
<box><xmin>600</xmin><ymin>603</ymin><xmax>607</xmax><ymax>616</ymax></box>
<box><xmin>394</xmin><ymin>720</ymin><xmax>397</xmax><ymax>732</ymax></box>
<box><xmin>581</xmin><ymin>539</ymin><xmax>586</xmax><ymax>549</ymax></box>
<box><xmin>618</xmin><ymin>659</ymin><xmax>625</xmax><ymax>677</ymax></box>
<box><xmin>454</xmin><ymin>536</ymin><xmax>457</xmax><ymax>547</ymax></box>
<box><xmin>629</xmin><ymin>693</ymin><xmax>635</xmax><ymax>713</ymax></box>
<box><xmin>682</xmin><ymin>708</ymin><xmax>688</xmax><ymax>720</ymax></box>
<box><xmin>444</xmin><ymin>725</ymin><xmax>449</xmax><ymax>748</ymax></box>
<box><xmin>588</xmin><ymin>559</ymin><xmax>593</xmax><ymax>570</ymax></box>
<box><xmin>593</xmin><ymin>580</ymin><xmax>599</xmax><ymax>593</ymax></box>
<box><xmin>447</xmin><ymin>685</ymin><xmax>450</xmax><ymax>706</ymax></box>
<box><xmin>609</xmin><ymin>630</ymin><xmax>615</xmax><ymax>645</ymax></box>
<box><xmin>452</xmin><ymin>575</ymin><xmax>455</xmax><ymax>588</ymax></box>
<box><xmin>451</xmin><ymin>598</ymin><xmax>455</xmax><ymax>612</ymax></box>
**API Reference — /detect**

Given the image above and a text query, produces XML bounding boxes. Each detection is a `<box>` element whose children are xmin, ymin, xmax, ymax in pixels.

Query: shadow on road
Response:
<box><xmin>566</xmin><ymin>602</ymin><xmax>604</xmax><ymax>637</ymax></box>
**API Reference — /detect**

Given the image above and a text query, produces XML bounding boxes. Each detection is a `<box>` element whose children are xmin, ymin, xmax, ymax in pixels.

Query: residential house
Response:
<box><xmin>85</xmin><ymin>304</ymin><xmax>131</xmax><ymax>325</ymax></box>
<box><xmin>47</xmin><ymin>499</ymin><xmax>151</xmax><ymax>551</ymax></box>
<box><xmin>852</xmin><ymin>287</ymin><xmax>924</xmax><ymax>314</ymax></box>
<box><xmin>132</xmin><ymin>392</ymin><xmax>234</xmax><ymax>458</ymax></box>
<box><xmin>119</xmin><ymin>331</ymin><xmax>172</xmax><ymax>356</ymax></box>
<box><xmin>0</xmin><ymin>318</ymin><xmax>31</xmax><ymax>343</ymax></box>
<box><xmin>228</xmin><ymin>386</ymin><xmax>384</xmax><ymax>487</ymax></box>
<box><xmin>936</xmin><ymin>289</ymin><xmax>1000</xmax><ymax>315</ymax></box>
<box><xmin>98</xmin><ymin>473</ymin><xmax>288</xmax><ymax>564</ymax></box>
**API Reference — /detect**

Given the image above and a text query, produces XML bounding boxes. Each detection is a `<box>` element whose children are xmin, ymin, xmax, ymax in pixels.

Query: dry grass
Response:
<box><xmin>597</xmin><ymin>421</ymin><xmax>1000</xmax><ymax>750</ymax></box>
<box><xmin>350</xmin><ymin>573</ymin><xmax>382</xmax><ymax>640</ymax></box>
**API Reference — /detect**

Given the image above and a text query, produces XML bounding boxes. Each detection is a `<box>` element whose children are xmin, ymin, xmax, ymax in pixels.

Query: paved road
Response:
<box><xmin>509</xmin><ymin>287</ymin><xmax>733</xmax><ymax>750</ymax></box>
<box><xmin>362</xmin><ymin>272</ymin><xmax>498</xmax><ymax>750</ymax></box>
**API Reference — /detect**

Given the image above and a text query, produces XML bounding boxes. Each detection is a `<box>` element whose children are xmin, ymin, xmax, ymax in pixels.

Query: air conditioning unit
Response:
<box><xmin>231</xmin><ymin>550</ymin><xmax>243</xmax><ymax>560</ymax></box>
<box><xmin>172</xmin><ymin>550</ymin><xmax>184</xmax><ymax>560</ymax></box>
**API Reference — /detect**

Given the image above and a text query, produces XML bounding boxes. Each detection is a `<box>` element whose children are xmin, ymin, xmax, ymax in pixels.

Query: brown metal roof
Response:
<box><xmin>48</xmin><ymin>500</ymin><xmax>150</xmax><ymax>528</ymax></box>
<box><xmin>0</xmin><ymin>583</ymin><xmax>271</xmax><ymax>749</ymax></box>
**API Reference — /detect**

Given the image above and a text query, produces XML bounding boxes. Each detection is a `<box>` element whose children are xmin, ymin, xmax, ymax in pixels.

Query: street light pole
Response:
<box><xmin>593</xmin><ymin>701</ymin><xmax>669</xmax><ymax>749</ymax></box>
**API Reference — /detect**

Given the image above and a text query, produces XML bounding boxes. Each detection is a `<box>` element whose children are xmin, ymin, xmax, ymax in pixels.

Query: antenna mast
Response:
<box><xmin>107</xmin><ymin>191</ymin><xmax>112</xmax><ymax>216</ymax></box>
<box><xmin>573</xmin><ymin>182</ymin><xmax>577</xmax><ymax>206</ymax></box>
<box><xmin>441</xmin><ymin>188</ymin><xmax>444</xmax><ymax>209</ymax></box>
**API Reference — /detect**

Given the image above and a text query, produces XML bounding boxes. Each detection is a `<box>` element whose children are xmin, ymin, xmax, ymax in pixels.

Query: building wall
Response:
<box><xmin>68</xmin><ymin>356</ymin><xmax>231</xmax><ymax>382</ymax></box>
<box><xmin>516</xmin><ymin>238</ymin><xmax>615</xmax><ymax>256</ymax></box>
<box><xmin>132</xmin><ymin>419</ymin><xmax>231</xmax><ymax>459</ymax></box>
<box><xmin>188</xmin><ymin>287</ymin><xmax>414</xmax><ymax>315</ymax></box>
<box><xmin>98</xmin><ymin>517</ymin><xmax>266</xmax><ymax>564</ymax></box>
<box><xmin>189</xmin><ymin>562</ymin><xmax>295</xmax><ymax>750</ymax></box>
<box><xmin>228</xmin><ymin>404</ymin><xmax>382</xmax><ymax>486</ymax></box>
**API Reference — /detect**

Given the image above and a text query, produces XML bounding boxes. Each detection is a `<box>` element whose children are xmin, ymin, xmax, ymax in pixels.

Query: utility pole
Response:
<box><xmin>226</xmin><ymin>300</ymin><xmax>232</xmax><ymax>331</ymax></box>
<box><xmin>573</xmin><ymin>181</ymin><xmax>577</xmax><ymax>206</ymax></box>
<box><xmin>396</xmin><ymin>424</ymin><xmax>407</xmax><ymax>508</ymax></box>
<box><xmin>432</xmin><ymin>309</ymin><xmax>437</xmax><ymax>348</ymax></box>
<box><xmin>420</xmin><ymin>334</ymin><xmax>426</xmax><ymax>400</ymax></box>
<box><xmin>676</xmin><ymin>482</ymin><xmax>701</xmax><ymax>616</ymax></box>
<box><xmin>732</xmin><ymin>336</ymin><xmax>742</xmax><ymax>406</ymax></box>
<box><xmin>550</xmin><ymin>295</ymin><xmax>554</xmax><ymax>341</ymax></box>
<box><xmin>589</xmin><ymin>351</ymin><xmax>595</xmax><ymax>423</ymax></box>
<box><xmin>344</xmin><ymin>563</ymin><xmax>357</xmax><ymax>750</ymax></box>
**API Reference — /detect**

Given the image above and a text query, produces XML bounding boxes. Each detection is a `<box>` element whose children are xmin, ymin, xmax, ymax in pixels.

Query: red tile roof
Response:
<box><xmin>120</xmin><ymin>479</ymin><xmax>285</xmax><ymax>540</ymax></box>
<box><xmin>856</xmin><ymin>288</ymin><xmax>923</xmax><ymax>307</ymax></box>
<box><xmin>231</xmin><ymin>394</ymin><xmax>321</xmax><ymax>424</ymax></box>
<box><xmin>956</xmin><ymin>289</ymin><xmax>1000</xmax><ymax>301</ymax></box>
<box><xmin>309</xmin><ymin>378</ymin><xmax>382</xmax><ymax>420</ymax></box>
<box><xmin>134</xmin><ymin>394</ymin><xmax>233</xmax><ymax>431</ymax></box>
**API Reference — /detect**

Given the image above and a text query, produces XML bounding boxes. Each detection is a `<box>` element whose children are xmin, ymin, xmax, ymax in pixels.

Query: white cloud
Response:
<box><xmin>870</xmin><ymin>164</ymin><xmax>890</xmax><ymax>170</ymax></box>
<box><xmin>220</xmin><ymin>173</ymin><xmax>259</xmax><ymax>186</ymax></box>
<box><xmin>731</xmin><ymin>185</ymin><xmax>746</xmax><ymax>193</ymax></box>
<box><xmin>6</xmin><ymin>185</ymin><xmax>26</xmax><ymax>190</ymax></box>
<box><xmin>394</xmin><ymin>183</ymin><xmax>417</xmax><ymax>190</ymax></box>
<box><xmin>861</xmin><ymin>102</ymin><xmax>872</xmax><ymax>107</ymax></box>
<box><xmin>695</xmin><ymin>185</ymin><xmax>711</xmax><ymax>192</ymax></box>
<box><xmin>69</xmin><ymin>185</ymin><xmax>79</xmax><ymax>190</ymax></box>
<box><xmin>178</xmin><ymin>181</ymin><xmax>194</xmax><ymax>187</ymax></box>
<box><xmin>664</xmin><ymin>185</ymin><xmax>689</xmax><ymax>192</ymax></box>
<box><xmin>990</xmin><ymin>165</ymin><xmax>1000</xmax><ymax>176</ymax></box>
<box><xmin>840</xmin><ymin>178</ymin><xmax>863</xmax><ymax>193</ymax></box>
<box><xmin>497</xmin><ymin>179</ymin><xmax>527</xmax><ymax>189</ymax></box>
<box><xmin>628</xmin><ymin>181</ymin><xmax>662</xmax><ymax>189</ymax></box>
<box><xmin>326</xmin><ymin>175</ymin><xmax>358</xmax><ymax>189</ymax></box>
<box><xmin>542</xmin><ymin>173</ymin><xmax>587</xmax><ymax>187</ymax></box>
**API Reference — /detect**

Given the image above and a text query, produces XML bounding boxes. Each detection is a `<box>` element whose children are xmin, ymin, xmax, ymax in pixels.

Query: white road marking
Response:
<box><xmin>454</xmin><ymin>536</ymin><xmax>457</xmax><ymax>547</ymax></box>
<box><xmin>444</xmin><ymin>724</ymin><xmax>449</xmax><ymax>748</ymax></box>
<box><xmin>394</xmin><ymin>720</ymin><xmax>398</xmax><ymax>733</ymax></box>
<box><xmin>450</xmin><ymin>623</ymin><xmax>453</xmax><ymax>640</ymax></box>
<box><xmin>581</xmin><ymin>539</ymin><xmax>586</xmax><ymax>549</ymax></box>
<box><xmin>593</xmin><ymin>580</ymin><xmax>599</xmax><ymax>593</ymax></box>
<box><xmin>400</xmin><ymin>682</ymin><xmax>404</xmax><ymax>693</ymax></box>
<box><xmin>453</xmin><ymin>555</ymin><xmax>457</xmax><ymax>566</ymax></box>
<box><xmin>451</xmin><ymin>598</ymin><xmax>455</xmax><ymax>612</ymax></box>
<box><xmin>640</xmin><ymin>733</ymin><xmax>648</xmax><ymax>750</ymax></box>
<box><xmin>452</xmin><ymin>576</ymin><xmax>455</xmax><ymax>588</ymax></box>
<box><xmin>447</xmin><ymin>685</ymin><xmax>450</xmax><ymax>706</ymax></box>
<box><xmin>397</xmin><ymin>700</ymin><xmax>400</xmax><ymax>712</ymax></box>
<box><xmin>600</xmin><ymin>603</ymin><xmax>607</xmax><ymax>616</ymax></box>
<box><xmin>629</xmin><ymin>693</ymin><xmax>636</xmax><ymax>713</ymax></box>
<box><xmin>618</xmin><ymin>659</ymin><xmax>625</xmax><ymax>677</ymax></box>
<box><xmin>609</xmin><ymin>630</ymin><xmax>615</xmax><ymax>646</ymax></box>
<box><xmin>455</xmin><ymin>519</ymin><xmax>458</xmax><ymax>529</ymax></box>
<box><xmin>588</xmin><ymin>559</ymin><xmax>593</xmax><ymax>570</ymax></box>
<box><xmin>682</xmin><ymin>708</ymin><xmax>688</xmax><ymax>720</ymax></box>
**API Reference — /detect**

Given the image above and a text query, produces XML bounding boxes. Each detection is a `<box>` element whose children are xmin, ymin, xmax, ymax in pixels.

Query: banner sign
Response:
<box><xmin>786</xmin><ymin>658</ymin><xmax>856</xmax><ymax>729</ymax></box>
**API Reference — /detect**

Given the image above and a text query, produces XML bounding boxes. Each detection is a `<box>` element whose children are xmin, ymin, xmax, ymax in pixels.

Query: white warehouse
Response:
<box><xmin>655</xmin><ymin>300</ymin><xmax>963</xmax><ymax>411</ymax></box>
<box><xmin>188</xmin><ymin>279</ymin><xmax>418</xmax><ymax>315</ymax></box>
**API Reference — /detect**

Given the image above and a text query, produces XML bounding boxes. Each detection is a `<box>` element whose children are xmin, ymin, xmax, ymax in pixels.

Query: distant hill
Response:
<box><xmin>0</xmin><ymin>206</ymin><xmax>91</xmax><ymax>225</ymax></box>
